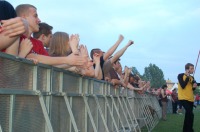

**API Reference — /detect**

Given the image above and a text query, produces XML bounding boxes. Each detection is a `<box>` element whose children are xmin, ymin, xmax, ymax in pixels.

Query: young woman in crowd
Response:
<box><xmin>48</xmin><ymin>32</ymin><xmax>102</xmax><ymax>79</ymax></box>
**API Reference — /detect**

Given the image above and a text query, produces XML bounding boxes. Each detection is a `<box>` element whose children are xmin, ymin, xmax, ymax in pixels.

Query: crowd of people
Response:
<box><xmin>2</xmin><ymin>1</ymin><xmax>200</xmax><ymax>132</ymax></box>
<box><xmin>0</xmin><ymin>1</ymin><xmax>151</xmax><ymax>93</ymax></box>
<box><xmin>151</xmin><ymin>63</ymin><xmax>200</xmax><ymax>132</ymax></box>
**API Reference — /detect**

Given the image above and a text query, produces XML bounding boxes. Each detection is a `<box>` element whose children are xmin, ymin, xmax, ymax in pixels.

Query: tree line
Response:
<box><xmin>132</xmin><ymin>63</ymin><xmax>166</xmax><ymax>88</ymax></box>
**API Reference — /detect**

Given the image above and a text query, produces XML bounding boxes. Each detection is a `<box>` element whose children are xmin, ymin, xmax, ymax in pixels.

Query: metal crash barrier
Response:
<box><xmin>0</xmin><ymin>52</ymin><xmax>161</xmax><ymax>132</ymax></box>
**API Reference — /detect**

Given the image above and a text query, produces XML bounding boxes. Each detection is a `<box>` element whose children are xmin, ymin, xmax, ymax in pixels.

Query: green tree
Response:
<box><xmin>142</xmin><ymin>63</ymin><xmax>166</xmax><ymax>88</ymax></box>
<box><xmin>194</xmin><ymin>86</ymin><xmax>200</xmax><ymax>95</ymax></box>
<box><xmin>131</xmin><ymin>67</ymin><xmax>141</xmax><ymax>76</ymax></box>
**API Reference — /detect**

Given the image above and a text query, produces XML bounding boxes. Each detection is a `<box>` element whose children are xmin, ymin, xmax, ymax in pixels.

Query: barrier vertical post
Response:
<box><xmin>9</xmin><ymin>95</ymin><xmax>15</xmax><ymax>132</ymax></box>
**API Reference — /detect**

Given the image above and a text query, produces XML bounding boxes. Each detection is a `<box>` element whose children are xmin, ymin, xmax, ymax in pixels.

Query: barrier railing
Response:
<box><xmin>0</xmin><ymin>52</ymin><xmax>162</xmax><ymax>132</ymax></box>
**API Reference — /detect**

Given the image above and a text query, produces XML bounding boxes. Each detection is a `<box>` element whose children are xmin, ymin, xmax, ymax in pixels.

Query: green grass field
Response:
<box><xmin>151</xmin><ymin>106</ymin><xmax>200</xmax><ymax>132</ymax></box>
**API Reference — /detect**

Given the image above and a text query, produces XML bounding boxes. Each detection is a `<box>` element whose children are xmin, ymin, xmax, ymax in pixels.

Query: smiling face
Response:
<box><xmin>25</xmin><ymin>7</ymin><xmax>41</xmax><ymax>33</ymax></box>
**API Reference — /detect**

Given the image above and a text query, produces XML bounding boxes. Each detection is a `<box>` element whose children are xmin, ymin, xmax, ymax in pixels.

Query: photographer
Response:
<box><xmin>178</xmin><ymin>63</ymin><xmax>200</xmax><ymax>132</ymax></box>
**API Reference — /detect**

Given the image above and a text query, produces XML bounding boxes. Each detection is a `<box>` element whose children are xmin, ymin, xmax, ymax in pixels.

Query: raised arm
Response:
<box><xmin>103</xmin><ymin>34</ymin><xmax>124</xmax><ymax>61</ymax></box>
<box><xmin>110</xmin><ymin>40</ymin><xmax>133</xmax><ymax>64</ymax></box>
<box><xmin>69</xmin><ymin>34</ymin><xmax>79</xmax><ymax>54</ymax></box>
<box><xmin>79</xmin><ymin>45</ymin><xmax>95</xmax><ymax>77</ymax></box>
<box><xmin>177</xmin><ymin>73</ymin><xmax>189</xmax><ymax>89</ymax></box>
<box><xmin>93</xmin><ymin>53</ymin><xmax>103</xmax><ymax>80</ymax></box>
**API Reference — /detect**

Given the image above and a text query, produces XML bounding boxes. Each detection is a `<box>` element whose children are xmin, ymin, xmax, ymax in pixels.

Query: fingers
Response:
<box><xmin>3</xmin><ymin>26</ymin><xmax>25</xmax><ymax>37</ymax></box>
<box><xmin>28</xmin><ymin>58</ymin><xmax>39</xmax><ymax>64</ymax></box>
<box><xmin>79</xmin><ymin>45</ymin><xmax>89</xmax><ymax>57</ymax></box>
<box><xmin>93</xmin><ymin>53</ymin><xmax>100</xmax><ymax>57</ymax></box>
<box><xmin>1</xmin><ymin>17</ymin><xmax>27</xmax><ymax>37</ymax></box>
<box><xmin>21</xmin><ymin>38</ymin><xmax>32</xmax><ymax>46</ymax></box>
<box><xmin>19</xmin><ymin>38</ymin><xmax>33</xmax><ymax>55</ymax></box>
<box><xmin>70</xmin><ymin>34</ymin><xmax>80</xmax><ymax>42</ymax></box>
<box><xmin>127</xmin><ymin>40</ymin><xmax>134</xmax><ymax>46</ymax></box>
<box><xmin>119</xmin><ymin>34</ymin><xmax>124</xmax><ymax>41</ymax></box>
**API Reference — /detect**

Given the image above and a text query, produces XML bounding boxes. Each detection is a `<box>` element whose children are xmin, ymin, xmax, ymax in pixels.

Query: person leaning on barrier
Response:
<box><xmin>0</xmin><ymin>1</ymin><xmax>30</xmax><ymax>57</ymax></box>
<box><xmin>33</xmin><ymin>22</ymin><xmax>53</xmax><ymax>52</ymax></box>
<box><xmin>127</xmin><ymin>73</ymin><xmax>144</xmax><ymax>91</ymax></box>
<box><xmin>90</xmin><ymin>34</ymin><xmax>124</xmax><ymax>80</ymax></box>
<box><xmin>108</xmin><ymin>59</ymin><xmax>129</xmax><ymax>88</ymax></box>
<box><xmin>127</xmin><ymin>72</ymin><xmax>151</xmax><ymax>94</ymax></box>
<box><xmin>103</xmin><ymin>40</ymin><xmax>133</xmax><ymax>83</ymax></box>
<box><xmin>48</xmin><ymin>32</ymin><xmax>102</xmax><ymax>79</ymax></box>
<box><xmin>178</xmin><ymin>63</ymin><xmax>200</xmax><ymax>132</ymax></box>
<box><xmin>15</xmin><ymin>4</ymin><xmax>87</xmax><ymax>66</ymax></box>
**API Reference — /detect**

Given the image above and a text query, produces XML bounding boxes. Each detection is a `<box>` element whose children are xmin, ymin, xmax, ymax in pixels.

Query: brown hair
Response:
<box><xmin>48</xmin><ymin>32</ymin><xmax>71</xmax><ymax>57</ymax></box>
<box><xmin>90</xmin><ymin>48</ymin><xmax>100</xmax><ymax>59</ymax></box>
<box><xmin>33</xmin><ymin>22</ymin><xmax>53</xmax><ymax>38</ymax></box>
<box><xmin>185</xmin><ymin>63</ymin><xmax>194</xmax><ymax>70</ymax></box>
<box><xmin>15</xmin><ymin>4</ymin><xmax>36</xmax><ymax>16</ymax></box>
<box><xmin>129</xmin><ymin>74</ymin><xmax>140</xmax><ymax>83</ymax></box>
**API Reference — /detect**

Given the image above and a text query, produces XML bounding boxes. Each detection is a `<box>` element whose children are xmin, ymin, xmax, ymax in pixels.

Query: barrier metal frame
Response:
<box><xmin>0</xmin><ymin>52</ymin><xmax>161</xmax><ymax>132</ymax></box>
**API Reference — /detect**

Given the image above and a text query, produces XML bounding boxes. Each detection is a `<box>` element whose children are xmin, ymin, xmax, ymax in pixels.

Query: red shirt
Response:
<box><xmin>1</xmin><ymin>49</ymin><xmax>5</xmax><ymax>52</ymax></box>
<box><xmin>1</xmin><ymin>35</ymin><xmax>49</xmax><ymax>56</ymax></box>
<box><xmin>20</xmin><ymin>35</ymin><xmax>49</xmax><ymax>56</ymax></box>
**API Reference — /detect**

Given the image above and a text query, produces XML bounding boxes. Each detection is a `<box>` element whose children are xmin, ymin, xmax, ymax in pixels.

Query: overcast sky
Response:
<box><xmin>10</xmin><ymin>0</ymin><xmax>200</xmax><ymax>83</ymax></box>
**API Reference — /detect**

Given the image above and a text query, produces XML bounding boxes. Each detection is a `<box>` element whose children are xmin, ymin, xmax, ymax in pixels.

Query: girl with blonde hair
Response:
<box><xmin>49</xmin><ymin>32</ymin><xmax>102</xmax><ymax>79</ymax></box>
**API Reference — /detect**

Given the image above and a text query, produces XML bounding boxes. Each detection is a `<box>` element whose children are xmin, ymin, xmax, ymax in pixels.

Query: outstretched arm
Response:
<box><xmin>110</xmin><ymin>40</ymin><xmax>134</xmax><ymax>64</ymax></box>
<box><xmin>103</xmin><ymin>34</ymin><xmax>124</xmax><ymax>61</ymax></box>
<box><xmin>26</xmin><ymin>53</ymin><xmax>87</xmax><ymax>66</ymax></box>
<box><xmin>127</xmin><ymin>83</ymin><xmax>143</xmax><ymax>91</ymax></box>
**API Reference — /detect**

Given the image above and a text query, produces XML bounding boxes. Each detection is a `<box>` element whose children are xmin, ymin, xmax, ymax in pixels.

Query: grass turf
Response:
<box><xmin>147</xmin><ymin>106</ymin><xmax>200</xmax><ymax>132</ymax></box>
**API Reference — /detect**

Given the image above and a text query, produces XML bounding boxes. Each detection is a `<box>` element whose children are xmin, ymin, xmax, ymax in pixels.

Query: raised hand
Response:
<box><xmin>1</xmin><ymin>17</ymin><xmax>29</xmax><ymax>37</ymax></box>
<box><xmin>93</xmin><ymin>53</ymin><xmax>100</xmax><ymax>64</ymax></box>
<box><xmin>18</xmin><ymin>38</ymin><xmax>33</xmax><ymax>58</ymax></box>
<box><xmin>118</xmin><ymin>34</ymin><xmax>124</xmax><ymax>41</ymax></box>
<box><xmin>128</xmin><ymin>67</ymin><xmax>132</xmax><ymax>74</ymax></box>
<box><xmin>127</xmin><ymin>40</ymin><xmax>134</xmax><ymax>46</ymax></box>
<box><xmin>79</xmin><ymin>45</ymin><xmax>88</xmax><ymax>57</ymax></box>
<box><xmin>69</xmin><ymin>34</ymin><xmax>79</xmax><ymax>54</ymax></box>
<box><xmin>79</xmin><ymin>45</ymin><xmax>93</xmax><ymax>69</ymax></box>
